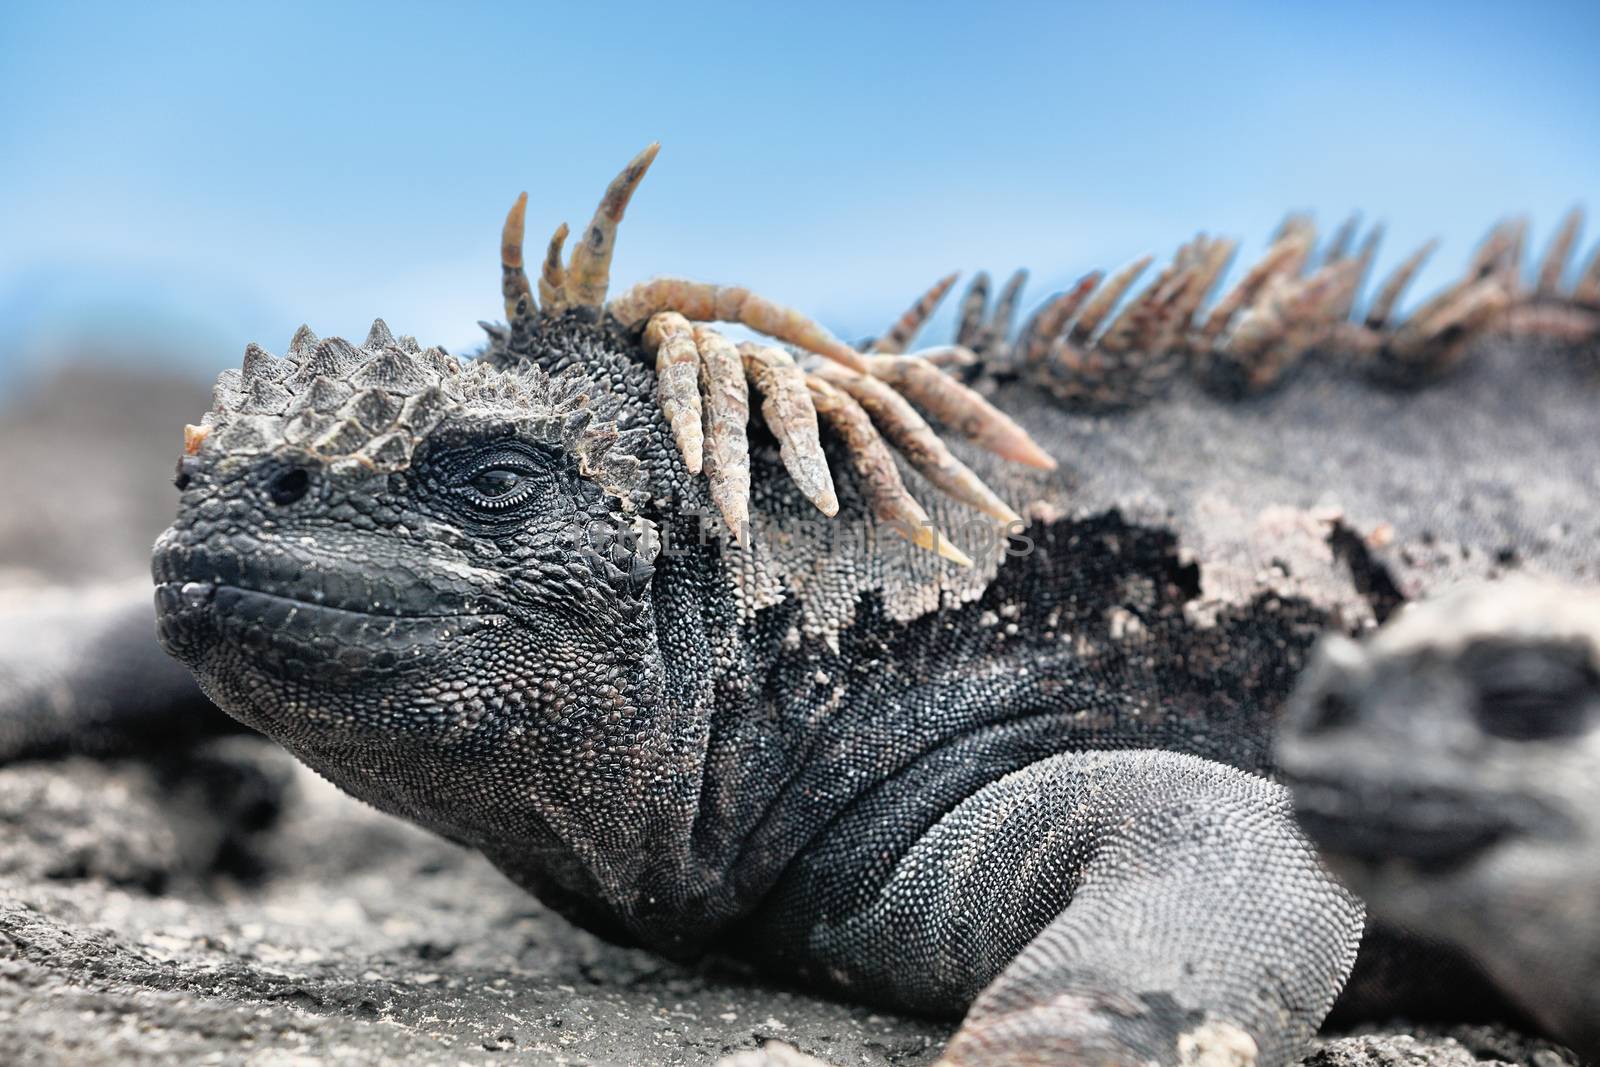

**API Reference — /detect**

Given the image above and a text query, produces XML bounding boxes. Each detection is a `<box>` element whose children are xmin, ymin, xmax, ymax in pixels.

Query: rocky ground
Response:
<box><xmin>0</xmin><ymin>743</ymin><xmax>952</xmax><ymax>1065</ymax></box>
<box><xmin>0</xmin><ymin>366</ymin><xmax>1584</xmax><ymax>1065</ymax></box>
<box><xmin>0</xmin><ymin>743</ymin><xmax>1580</xmax><ymax>1067</ymax></box>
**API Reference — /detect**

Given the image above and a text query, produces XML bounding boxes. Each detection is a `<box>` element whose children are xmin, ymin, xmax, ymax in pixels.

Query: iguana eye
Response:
<box><xmin>1467</xmin><ymin>638</ymin><xmax>1599</xmax><ymax>741</ymax></box>
<box><xmin>472</xmin><ymin>468</ymin><xmax>525</xmax><ymax>498</ymax></box>
<box><xmin>457</xmin><ymin>460</ymin><xmax>544</xmax><ymax>512</ymax></box>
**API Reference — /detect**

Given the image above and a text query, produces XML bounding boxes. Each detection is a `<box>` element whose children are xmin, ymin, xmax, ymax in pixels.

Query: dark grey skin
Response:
<box><xmin>1279</xmin><ymin>580</ymin><xmax>1600</xmax><ymax>1061</ymax></box>
<box><xmin>5</xmin><ymin>272</ymin><xmax>1598</xmax><ymax>1063</ymax></box>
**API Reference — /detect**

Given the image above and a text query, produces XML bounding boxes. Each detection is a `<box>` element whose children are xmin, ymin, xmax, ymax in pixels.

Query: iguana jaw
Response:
<box><xmin>150</xmin><ymin>508</ymin><xmax>524</xmax><ymax>746</ymax></box>
<box><xmin>153</xmin><ymin>577</ymin><xmax>509</xmax><ymax>680</ymax></box>
<box><xmin>1287</xmin><ymin>769</ymin><xmax>1566</xmax><ymax>872</ymax></box>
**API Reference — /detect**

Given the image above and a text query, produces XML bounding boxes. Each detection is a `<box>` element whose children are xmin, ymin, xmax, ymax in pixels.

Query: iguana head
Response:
<box><xmin>1278</xmin><ymin>579</ymin><xmax>1600</xmax><ymax>1001</ymax></box>
<box><xmin>151</xmin><ymin>146</ymin><xmax>748</xmax><ymax>891</ymax></box>
<box><xmin>152</xmin><ymin>314</ymin><xmax>691</xmax><ymax>849</ymax></box>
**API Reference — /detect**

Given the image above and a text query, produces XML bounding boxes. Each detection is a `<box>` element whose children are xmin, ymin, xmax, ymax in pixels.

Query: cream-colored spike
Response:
<box><xmin>1097</xmin><ymin>252</ymin><xmax>1183</xmax><ymax>355</ymax></box>
<box><xmin>691</xmin><ymin>326</ymin><xmax>752</xmax><ymax>544</ymax></box>
<box><xmin>1069</xmin><ymin>256</ymin><xmax>1152</xmax><ymax>344</ymax></box>
<box><xmin>1537</xmin><ymin>208</ymin><xmax>1583</xmax><ymax>297</ymax></box>
<box><xmin>1329</xmin><ymin>228</ymin><xmax>1380</xmax><ymax>321</ymax></box>
<box><xmin>1365</xmin><ymin>239</ymin><xmax>1439</xmax><ymax>328</ymax></box>
<box><xmin>566</xmin><ymin>143</ymin><xmax>661</xmax><ymax>312</ymax></box>
<box><xmin>540</xmin><ymin>223</ymin><xmax>570</xmax><ymax>313</ymax></box>
<box><xmin>813</xmin><ymin>364</ymin><xmax>1020</xmax><ymax>525</ymax></box>
<box><xmin>1504</xmin><ymin>303</ymin><xmax>1600</xmax><ymax>343</ymax></box>
<box><xmin>1389</xmin><ymin>277</ymin><xmax>1510</xmax><ymax>365</ymax></box>
<box><xmin>1574</xmin><ymin>243</ymin><xmax>1600</xmax><ymax>306</ymax></box>
<box><xmin>1471</xmin><ymin>219</ymin><xmax>1524</xmax><ymax>284</ymax></box>
<box><xmin>1274</xmin><ymin>211</ymin><xmax>1315</xmax><ymax>243</ymax></box>
<box><xmin>1324</xmin><ymin>215</ymin><xmax>1359</xmax><ymax>264</ymax></box>
<box><xmin>910</xmin><ymin>345</ymin><xmax>979</xmax><ymax>369</ymax></box>
<box><xmin>737</xmin><ymin>343</ymin><xmax>838</xmax><ymax>516</ymax></box>
<box><xmin>987</xmin><ymin>269</ymin><xmax>1029</xmax><ymax>346</ymax></box>
<box><xmin>866</xmin><ymin>354</ymin><xmax>1056</xmax><ymax>470</ymax></box>
<box><xmin>1173</xmin><ymin>237</ymin><xmax>1237</xmax><ymax>337</ymax></box>
<box><xmin>1141</xmin><ymin>252</ymin><xmax>1212</xmax><ymax>354</ymax></box>
<box><xmin>805</xmin><ymin>377</ymin><xmax>972</xmax><ymax>567</ymax></box>
<box><xmin>874</xmin><ymin>272</ymin><xmax>959</xmax><ymax>354</ymax></box>
<box><xmin>956</xmin><ymin>273</ymin><xmax>990</xmax><ymax>348</ymax></box>
<box><xmin>1022</xmin><ymin>273</ymin><xmax>1103</xmax><ymax>367</ymax></box>
<box><xmin>609</xmin><ymin>278</ymin><xmax>869</xmax><ymax>372</ymax></box>
<box><xmin>500</xmin><ymin>192</ymin><xmax>535</xmax><ymax>325</ymax></box>
<box><xmin>1200</xmin><ymin>234</ymin><xmax>1313</xmax><ymax>344</ymax></box>
<box><xmin>642</xmin><ymin>312</ymin><xmax>704</xmax><ymax>474</ymax></box>
<box><xmin>1298</xmin><ymin>257</ymin><xmax>1364</xmax><ymax>332</ymax></box>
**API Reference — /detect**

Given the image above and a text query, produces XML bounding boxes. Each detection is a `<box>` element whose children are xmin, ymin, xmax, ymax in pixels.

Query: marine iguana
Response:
<box><xmin>1280</xmin><ymin>579</ymin><xmax>1600</xmax><ymax>1061</ymax></box>
<box><xmin>2</xmin><ymin>144</ymin><xmax>1597</xmax><ymax>1064</ymax></box>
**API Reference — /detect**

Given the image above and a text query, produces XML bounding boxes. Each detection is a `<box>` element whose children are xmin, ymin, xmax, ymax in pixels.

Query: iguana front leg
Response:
<box><xmin>496</xmin><ymin>162</ymin><xmax>1053</xmax><ymax>562</ymax></box>
<box><xmin>944</xmin><ymin>752</ymin><xmax>1363</xmax><ymax>1065</ymax></box>
<box><xmin>766</xmin><ymin>750</ymin><xmax>1363</xmax><ymax>1066</ymax></box>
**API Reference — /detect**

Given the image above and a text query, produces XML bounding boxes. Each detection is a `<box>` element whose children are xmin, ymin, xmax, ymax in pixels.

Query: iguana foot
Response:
<box><xmin>942</xmin><ymin>991</ymin><xmax>1258</xmax><ymax>1067</ymax></box>
<box><xmin>631</xmin><ymin>311</ymin><xmax>1033</xmax><ymax>562</ymax></box>
<box><xmin>617</xmin><ymin>298</ymin><xmax>1053</xmax><ymax>558</ymax></box>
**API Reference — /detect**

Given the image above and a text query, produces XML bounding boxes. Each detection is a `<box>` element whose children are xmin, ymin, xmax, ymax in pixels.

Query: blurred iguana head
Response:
<box><xmin>1279</xmin><ymin>579</ymin><xmax>1600</xmax><ymax>1050</ymax></box>
<box><xmin>1282</xmin><ymin>579</ymin><xmax>1600</xmax><ymax>871</ymax></box>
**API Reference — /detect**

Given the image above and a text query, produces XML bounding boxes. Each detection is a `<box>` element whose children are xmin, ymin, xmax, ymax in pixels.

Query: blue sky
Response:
<box><xmin>1</xmin><ymin>0</ymin><xmax>1596</xmax><ymax>384</ymax></box>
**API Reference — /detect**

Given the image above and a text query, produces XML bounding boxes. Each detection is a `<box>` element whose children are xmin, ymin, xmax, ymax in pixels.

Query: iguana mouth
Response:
<box><xmin>152</xmin><ymin>535</ymin><xmax>500</xmax><ymax>620</ymax></box>
<box><xmin>155</xmin><ymin>581</ymin><xmax>501</xmax><ymax>622</ymax></box>
<box><xmin>1295</xmin><ymin>802</ymin><xmax>1512</xmax><ymax>870</ymax></box>
<box><xmin>154</xmin><ymin>579</ymin><xmax>508</xmax><ymax>677</ymax></box>
<box><xmin>1290</xmin><ymin>773</ymin><xmax>1570</xmax><ymax>870</ymax></box>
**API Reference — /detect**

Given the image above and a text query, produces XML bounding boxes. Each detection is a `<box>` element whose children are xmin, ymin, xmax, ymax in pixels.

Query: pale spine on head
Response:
<box><xmin>188</xmin><ymin>318</ymin><xmax>649</xmax><ymax>509</ymax></box>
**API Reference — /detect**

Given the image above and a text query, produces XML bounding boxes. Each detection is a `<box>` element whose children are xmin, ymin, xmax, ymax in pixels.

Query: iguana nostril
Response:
<box><xmin>268</xmin><ymin>467</ymin><xmax>311</xmax><ymax>506</ymax></box>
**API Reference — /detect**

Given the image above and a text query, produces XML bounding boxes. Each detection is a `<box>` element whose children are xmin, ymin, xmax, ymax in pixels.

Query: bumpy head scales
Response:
<box><xmin>184</xmin><ymin>319</ymin><xmax>647</xmax><ymax>508</ymax></box>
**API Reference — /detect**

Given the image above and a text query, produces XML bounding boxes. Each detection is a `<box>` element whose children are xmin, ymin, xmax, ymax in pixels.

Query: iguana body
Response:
<box><xmin>147</xmin><ymin>311</ymin><xmax>1365</xmax><ymax>1066</ymax></box>
<box><xmin>3</xmin><ymin>148</ymin><xmax>1597</xmax><ymax>1064</ymax></box>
